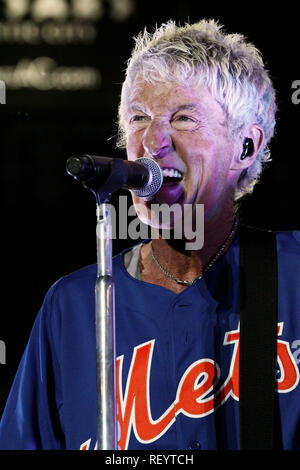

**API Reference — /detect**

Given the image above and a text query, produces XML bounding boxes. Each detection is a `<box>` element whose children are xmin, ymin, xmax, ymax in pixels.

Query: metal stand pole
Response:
<box><xmin>66</xmin><ymin>157</ymin><xmax>124</xmax><ymax>450</ymax></box>
<box><xmin>95</xmin><ymin>202</ymin><xmax>116</xmax><ymax>450</ymax></box>
<box><xmin>65</xmin><ymin>155</ymin><xmax>155</xmax><ymax>450</ymax></box>
<box><xmin>66</xmin><ymin>154</ymin><xmax>163</xmax><ymax>451</ymax></box>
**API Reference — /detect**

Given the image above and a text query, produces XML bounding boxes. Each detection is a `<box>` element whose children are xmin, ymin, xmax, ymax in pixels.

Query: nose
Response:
<box><xmin>142</xmin><ymin>121</ymin><xmax>173</xmax><ymax>158</ymax></box>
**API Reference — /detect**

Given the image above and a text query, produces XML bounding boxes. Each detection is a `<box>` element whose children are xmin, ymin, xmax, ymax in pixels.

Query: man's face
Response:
<box><xmin>124</xmin><ymin>78</ymin><xmax>240</xmax><ymax>227</ymax></box>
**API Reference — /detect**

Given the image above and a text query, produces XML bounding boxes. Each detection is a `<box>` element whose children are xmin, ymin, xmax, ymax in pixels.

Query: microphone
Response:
<box><xmin>66</xmin><ymin>154</ymin><xmax>163</xmax><ymax>198</ymax></box>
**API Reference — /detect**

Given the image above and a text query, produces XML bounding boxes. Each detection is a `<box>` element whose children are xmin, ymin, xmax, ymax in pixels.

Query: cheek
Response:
<box><xmin>202</xmin><ymin>146</ymin><xmax>236</xmax><ymax>194</ymax></box>
<box><xmin>126</xmin><ymin>142</ymin><xmax>136</xmax><ymax>162</ymax></box>
<box><xmin>184</xmin><ymin>140</ymin><xmax>230</xmax><ymax>194</ymax></box>
<box><xmin>126</xmin><ymin>131</ymin><xmax>145</xmax><ymax>161</ymax></box>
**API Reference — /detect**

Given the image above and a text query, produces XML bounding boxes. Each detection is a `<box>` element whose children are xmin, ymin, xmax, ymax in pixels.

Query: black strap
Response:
<box><xmin>239</xmin><ymin>224</ymin><xmax>278</xmax><ymax>450</ymax></box>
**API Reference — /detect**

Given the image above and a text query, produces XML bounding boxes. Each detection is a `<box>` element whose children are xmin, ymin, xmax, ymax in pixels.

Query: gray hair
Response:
<box><xmin>118</xmin><ymin>19</ymin><xmax>277</xmax><ymax>200</ymax></box>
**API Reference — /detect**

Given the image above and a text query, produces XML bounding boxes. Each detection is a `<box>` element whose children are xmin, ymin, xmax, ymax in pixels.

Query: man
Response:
<box><xmin>0</xmin><ymin>19</ymin><xmax>300</xmax><ymax>450</ymax></box>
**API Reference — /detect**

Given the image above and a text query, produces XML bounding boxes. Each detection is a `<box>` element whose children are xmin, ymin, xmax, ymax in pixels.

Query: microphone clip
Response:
<box><xmin>67</xmin><ymin>155</ymin><xmax>128</xmax><ymax>205</ymax></box>
<box><xmin>82</xmin><ymin>158</ymin><xmax>128</xmax><ymax>205</ymax></box>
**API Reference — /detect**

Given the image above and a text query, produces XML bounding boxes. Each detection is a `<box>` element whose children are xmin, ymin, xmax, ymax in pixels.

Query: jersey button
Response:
<box><xmin>189</xmin><ymin>440</ymin><xmax>201</xmax><ymax>450</ymax></box>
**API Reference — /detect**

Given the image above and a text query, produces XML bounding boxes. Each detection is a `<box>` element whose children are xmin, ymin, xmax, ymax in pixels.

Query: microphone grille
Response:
<box><xmin>132</xmin><ymin>157</ymin><xmax>163</xmax><ymax>198</ymax></box>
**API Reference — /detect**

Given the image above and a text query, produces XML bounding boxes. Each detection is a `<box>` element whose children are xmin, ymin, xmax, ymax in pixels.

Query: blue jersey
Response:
<box><xmin>1</xmin><ymin>228</ymin><xmax>300</xmax><ymax>450</ymax></box>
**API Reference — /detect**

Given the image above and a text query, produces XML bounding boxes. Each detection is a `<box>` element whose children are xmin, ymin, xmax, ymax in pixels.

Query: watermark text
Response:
<box><xmin>0</xmin><ymin>80</ymin><xmax>6</xmax><ymax>103</ymax></box>
<box><xmin>0</xmin><ymin>340</ymin><xmax>6</xmax><ymax>364</ymax></box>
<box><xmin>96</xmin><ymin>197</ymin><xmax>205</xmax><ymax>250</ymax></box>
<box><xmin>291</xmin><ymin>80</ymin><xmax>300</xmax><ymax>104</ymax></box>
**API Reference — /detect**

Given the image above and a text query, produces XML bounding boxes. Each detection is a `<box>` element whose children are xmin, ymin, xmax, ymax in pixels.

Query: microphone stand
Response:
<box><xmin>68</xmin><ymin>159</ymin><xmax>129</xmax><ymax>450</ymax></box>
<box><xmin>94</xmin><ymin>200</ymin><xmax>116</xmax><ymax>450</ymax></box>
<box><xmin>66</xmin><ymin>155</ymin><xmax>162</xmax><ymax>450</ymax></box>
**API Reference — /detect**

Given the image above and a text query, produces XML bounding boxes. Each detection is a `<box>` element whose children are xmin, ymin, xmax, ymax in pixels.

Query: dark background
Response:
<box><xmin>0</xmin><ymin>0</ymin><xmax>299</xmax><ymax>417</ymax></box>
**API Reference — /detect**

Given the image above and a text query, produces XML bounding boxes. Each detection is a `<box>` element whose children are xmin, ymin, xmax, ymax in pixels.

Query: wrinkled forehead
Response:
<box><xmin>120</xmin><ymin>62</ymin><xmax>223</xmax><ymax>120</ymax></box>
<box><xmin>125</xmin><ymin>64</ymin><xmax>205</xmax><ymax>99</ymax></box>
<box><xmin>123</xmin><ymin>73</ymin><xmax>225</xmax><ymax>121</ymax></box>
<box><xmin>129</xmin><ymin>76</ymin><xmax>193</xmax><ymax>102</ymax></box>
<box><xmin>124</xmin><ymin>69</ymin><xmax>200</xmax><ymax>104</ymax></box>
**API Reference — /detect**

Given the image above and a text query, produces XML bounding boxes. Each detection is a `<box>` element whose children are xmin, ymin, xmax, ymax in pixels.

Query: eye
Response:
<box><xmin>177</xmin><ymin>115</ymin><xmax>193</xmax><ymax>121</ymax></box>
<box><xmin>131</xmin><ymin>115</ymin><xmax>146</xmax><ymax>121</ymax></box>
<box><xmin>129</xmin><ymin>114</ymin><xmax>150</xmax><ymax>128</ymax></box>
<box><xmin>171</xmin><ymin>114</ymin><xmax>199</xmax><ymax>131</ymax></box>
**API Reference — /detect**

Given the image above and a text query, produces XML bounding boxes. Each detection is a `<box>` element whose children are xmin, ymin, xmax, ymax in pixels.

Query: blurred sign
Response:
<box><xmin>0</xmin><ymin>0</ymin><xmax>135</xmax><ymax>44</ymax></box>
<box><xmin>0</xmin><ymin>56</ymin><xmax>101</xmax><ymax>90</ymax></box>
<box><xmin>0</xmin><ymin>0</ymin><xmax>136</xmax><ymax>105</ymax></box>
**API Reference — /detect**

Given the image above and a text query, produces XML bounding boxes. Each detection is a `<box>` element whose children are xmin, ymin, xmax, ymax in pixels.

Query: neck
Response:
<box><xmin>139</xmin><ymin>207</ymin><xmax>238</xmax><ymax>291</ymax></box>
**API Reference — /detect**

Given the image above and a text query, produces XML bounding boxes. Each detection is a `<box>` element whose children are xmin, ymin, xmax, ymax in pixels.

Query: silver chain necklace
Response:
<box><xmin>150</xmin><ymin>218</ymin><xmax>239</xmax><ymax>286</ymax></box>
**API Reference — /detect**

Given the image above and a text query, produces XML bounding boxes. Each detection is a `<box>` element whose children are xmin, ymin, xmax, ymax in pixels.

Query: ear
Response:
<box><xmin>230</xmin><ymin>124</ymin><xmax>264</xmax><ymax>171</ymax></box>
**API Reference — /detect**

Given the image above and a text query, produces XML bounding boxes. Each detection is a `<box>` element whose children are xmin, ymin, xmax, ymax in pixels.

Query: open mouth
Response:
<box><xmin>161</xmin><ymin>168</ymin><xmax>184</xmax><ymax>184</ymax></box>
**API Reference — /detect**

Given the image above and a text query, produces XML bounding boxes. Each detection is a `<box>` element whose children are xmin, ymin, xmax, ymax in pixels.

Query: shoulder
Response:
<box><xmin>276</xmin><ymin>230</ymin><xmax>300</xmax><ymax>256</ymax></box>
<box><xmin>47</xmin><ymin>263</ymin><xmax>97</xmax><ymax>299</ymax></box>
<box><xmin>238</xmin><ymin>225</ymin><xmax>300</xmax><ymax>273</ymax></box>
<box><xmin>240</xmin><ymin>224</ymin><xmax>300</xmax><ymax>255</ymax></box>
<box><xmin>274</xmin><ymin>230</ymin><xmax>300</xmax><ymax>278</ymax></box>
<box><xmin>44</xmin><ymin>246</ymin><xmax>131</xmax><ymax>304</ymax></box>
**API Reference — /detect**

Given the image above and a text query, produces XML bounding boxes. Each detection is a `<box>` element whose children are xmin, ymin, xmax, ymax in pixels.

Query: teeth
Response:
<box><xmin>162</xmin><ymin>168</ymin><xmax>183</xmax><ymax>179</ymax></box>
